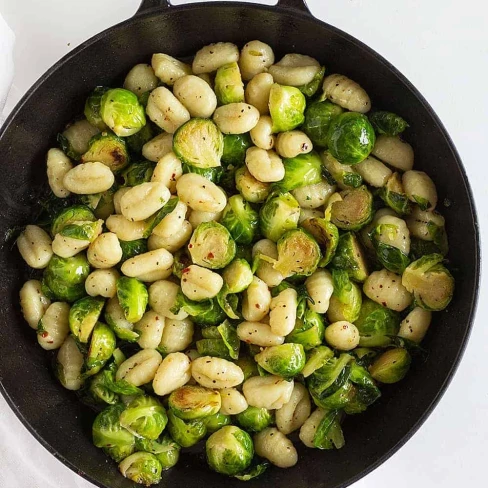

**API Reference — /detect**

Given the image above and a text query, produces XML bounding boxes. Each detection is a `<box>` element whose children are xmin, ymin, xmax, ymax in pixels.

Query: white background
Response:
<box><xmin>0</xmin><ymin>0</ymin><xmax>486</xmax><ymax>486</ymax></box>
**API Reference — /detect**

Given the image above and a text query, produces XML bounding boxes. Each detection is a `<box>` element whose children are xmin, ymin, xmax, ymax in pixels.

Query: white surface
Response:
<box><xmin>0</xmin><ymin>0</ymin><xmax>486</xmax><ymax>486</ymax></box>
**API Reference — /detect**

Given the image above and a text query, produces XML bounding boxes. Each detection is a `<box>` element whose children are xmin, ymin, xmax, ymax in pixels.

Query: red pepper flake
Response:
<box><xmin>255</xmin><ymin>304</ymin><xmax>261</xmax><ymax>309</ymax></box>
<box><xmin>41</xmin><ymin>332</ymin><xmax>49</xmax><ymax>338</ymax></box>
<box><xmin>182</xmin><ymin>267</ymin><xmax>191</xmax><ymax>274</ymax></box>
<box><xmin>207</xmin><ymin>252</ymin><xmax>214</xmax><ymax>259</ymax></box>
<box><xmin>188</xmin><ymin>244</ymin><xmax>193</xmax><ymax>249</ymax></box>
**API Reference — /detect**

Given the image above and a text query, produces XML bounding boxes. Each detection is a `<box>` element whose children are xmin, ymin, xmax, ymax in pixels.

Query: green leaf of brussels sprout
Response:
<box><xmin>101</xmin><ymin>362</ymin><xmax>144</xmax><ymax>397</ymax></box>
<box><xmin>172</xmin><ymin>248</ymin><xmax>193</xmax><ymax>279</ymax></box>
<box><xmin>116</xmin><ymin>277</ymin><xmax>148</xmax><ymax>323</ymax></box>
<box><xmin>89</xmin><ymin>370</ymin><xmax>119</xmax><ymax>405</ymax></box>
<box><xmin>220</xmin><ymin>195</ymin><xmax>260</xmax><ymax>245</ymax></box>
<box><xmin>215</xmin><ymin>62</ymin><xmax>245</xmax><ymax>105</ymax></box>
<box><xmin>299</xmin><ymin>66</ymin><xmax>326</xmax><ymax>98</ymax></box>
<box><xmin>234</xmin><ymin>461</ymin><xmax>269</xmax><ymax>481</ymax></box>
<box><xmin>173</xmin><ymin>118</ymin><xmax>224</xmax><ymax>169</ymax></box>
<box><xmin>202</xmin><ymin>412</ymin><xmax>232</xmax><ymax>434</ymax></box>
<box><xmin>222</xmin><ymin>133</ymin><xmax>253</xmax><ymax>167</ymax></box>
<box><xmin>379</xmin><ymin>173</ymin><xmax>412</xmax><ymax>216</ymax></box>
<box><xmin>105</xmin><ymin>298</ymin><xmax>140</xmax><ymax>343</ymax></box>
<box><xmin>167</xmin><ymin>410</ymin><xmax>207</xmax><ymax>448</ymax></box>
<box><xmin>272</xmin><ymin>151</ymin><xmax>323</xmax><ymax>193</ymax></box>
<box><xmin>286</xmin><ymin>308</ymin><xmax>325</xmax><ymax>351</ymax></box>
<box><xmin>344</xmin><ymin>361</ymin><xmax>381</xmax><ymax>414</ymax></box>
<box><xmin>143</xmin><ymin>197</ymin><xmax>179</xmax><ymax>238</ymax></box>
<box><xmin>222</xmin><ymin>258</ymin><xmax>253</xmax><ymax>294</ymax></box>
<box><xmin>122</xmin><ymin>160</ymin><xmax>156</xmax><ymax>186</ymax></box>
<box><xmin>235</xmin><ymin>356</ymin><xmax>259</xmax><ymax>382</ymax></box>
<box><xmin>100</xmin><ymin>88</ymin><xmax>146</xmax><ymax>137</ymax></box>
<box><xmin>171</xmin><ymin>292</ymin><xmax>227</xmax><ymax>326</ymax></box>
<box><xmin>330</xmin><ymin>186</ymin><xmax>374</xmax><ymax>231</ymax></box>
<box><xmin>196</xmin><ymin>338</ymin><xmax>232</xmax><ymax>360</ymax></box>
<box><xmin>135</xmin><ymin>435</ymin><xmax>181</xmax><ymax>471</ymax></box>
<box><xmin>301</xmin><ymin>217</ymin><xmax>340</xmax><ymax>267</ymax></box>
<box><xmin>119</xmin><ymin>238</ymin><xmax>148</xmax><ymax>263</ymax></box>
<box><xmin>81</xmin><ymin>131</ymin><xmax>130</xmax><ymax>172</ymax></box>
<box><xmin>206</xmin><ymin>426</ymin><xmax>254</xmax><ymax>476</ymax></box>
<box><xmin>169</xmin><ymin>385</ymin><xmax>221</xmax><ymax>420</ymax></box>
<box><xmin>269</xmin><ymin>84</ymin><xmax>306</xmax><ymax>133</ymax></box>
<box><xmin>181</xmin><ymin>162</ymin><xmax>223</xmax><ymax>184</ymax></box>
<box><xmin>235</xmin><ymin>406</ymin><xmax>274</xmax><ymax>433</ymax></box>
<box><xmin>60</xmin><ymin>220</ymin><xmax>103</xmax><ymax>242</ymax></box>
<box><xmin>301</xmin><ymin>345</ymin><xmax>335</xmax><ymax>378</ymax></box>
<box><xmin>331</xmin><ymin>232</ymin><xmax>369</xmax><ymax>282</ymax></box>
<box><xmin>321</xmin><ymin>151</ymin><xmax>363</xmax><ymax>189</ymax></box>
<box><xmin>119</xmin><ymin>395</ymin><xmax>168</xmax><ymax>440</ymax></box>
<box><xmin>313</xmin><ymin>409</ymin><xmax>344</xmax><ymax>449</ymax></box>
<box><xmin>255</xmin><ymin>343</ymin><xmax>306</xmax><ymax>378</ymax></box>
<box><xmin>216</xmin><ymin>287</ymin><xmax>241</xmax><ymax>320</ymax></box>
<box><xmin>369</xmin><ymin>111</ymin><xmax>409</xmax><ymax>136</ymax></box>
<box><xmin>369</xmin><ymin>224</ymin><xmax>410</xmax><ymax>274</ymax></box>
<box><xmin>330</xmin><ymin>269</ymin><xmax>362</xmax><ymax>323</ymax></box>
<box><xmin>302</xmin><ymin>101</ymin><xmax>344</xmax><ymax>147</ymax></box>
<box><xmin>51</xmin><ymin>205</ymin><xmax>96</xmax><ymax>237</ymax></box>
<box><xmin>259</xmin><ymin>192</ymin><xmax>300</xmax><ymax>243</ymax></box>
<box><xmin>85</xmin><ymin>322</ymin><xmax>116</xmax><ymax>377</ymax></box>
<box><xmin>118</xmin><ymin>451</ymin><xmax>162</xmax><ymax>486</ymax></box>
<box><xmin>369</xmin><ymin>348</ymin><xmax>412</xmax><ymax>384</ymax></box>
<box><xmin>84</xmin><ymin>86</ymin><xmax>110</xmax><ymax>131</ymax></box>
<box><xmin>218</xmin><ymin>320</ymin><xmax>240</xmax><ymax>360</ymax></box>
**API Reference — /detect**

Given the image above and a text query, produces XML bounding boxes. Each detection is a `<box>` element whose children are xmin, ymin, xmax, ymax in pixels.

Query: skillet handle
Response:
<box><xmin>276</xmin><ymin>0</ymin><xmax>310</xmax><ymax>13</ymax></box>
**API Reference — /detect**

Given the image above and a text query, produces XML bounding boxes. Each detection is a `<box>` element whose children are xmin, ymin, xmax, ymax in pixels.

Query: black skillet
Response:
<box><xmin>0</xmin><ymin>1</ymin><xmax>480</xmax><ymax>487</ymax></box>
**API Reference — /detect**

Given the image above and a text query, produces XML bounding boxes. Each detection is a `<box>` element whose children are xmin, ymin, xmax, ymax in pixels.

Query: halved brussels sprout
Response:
<box><xmin>331</xmin><ymin>232</ymin><xmax>369</xmax><ymax>282</ymax></box>
<box><xmin>173</xmin><ymin>118</ymin><xmax>224</xmax><ymax>169</ymax></box>
<box><xmin>167</xmin><ymin>410</ymin><xmax>207</xmax><ymax>448</ymax></box>
<box><xmin>272</xmin><ymin>151</ymin><xmax>323</xmax><ymax>193</ymax></box>
<box><xmin>217</xmin><ymin>320</ymin><xmax>241</xmax><ymax>359</ymax></box>
<box><xmin>120</xmin><ymin>238</ymin><xmax>148</xmax><ymax>263</ymax></box>
<box><xmin>119</xmin><ymin>452</ymin><xmax>162</xmax><ymax>486</ymax></box>
<box><xmin>299</xmin><ymin>66</ymin><xmax>326</xmax><ymax>97</ymax></box>
<box><xmin>120</xmin><ymin>395</ymin><xmax>168</xmax><ymax>440</ymax></box>
<box><xmin>259</xmin><ymin>192</ymin><xmax>300</xmax><ymax>242</ymax></box>
<box><xmin>51</xmin><ymin>205</ymin><xmax>96</xmax><ymax>237</ymax></box>
<box><xmin>188</xmin><ymin>221</ymin><xmax>236</xmax><ymax>269</ymax></box>
<box><xmin>222</xmin><ymin>133</ymin><xmax>253</xmax><ymax>166</ymax></box>
<box><xmin>136</xmin><ymin>435</ymin><xmax>180</xmax><ymax>471</ymax></box>
<box><xmin>105</xmin><ymin>296</ymin><xmax>140</xmax><ymax>342</ymax></box>
<box><xmin>255</xmin><ymin>343</ymin><xmax>306</xmax><ymax>377</ymax></box>
<box><xmin>235</xmin><ymin>406</ymin><xmax>274</xmax><ymax>433</ymax></box>
<box><xmin>93</xmin><ymin>404</ymin><xmax>136</xmax><ymax>462</ymax></box>
<box><xmin>100</xmin><ymin>88</ymin><xmax>146</xmax><ymax>137</ymax></box>
<box><xmin>328</xmin><ymin>269</ymin><xmax>362</xmax><ymax>323</ymax></box>
<box><xmin>222</xmin><ymin>259</ymin><xmax>253</xmax><ymax>294</ymax></box>
<box><xmin>301</xmin><ymin>345</ymin><xmax>334</xmax><ymax>378</ymax></box>
<box><xmin>313</xmin><ymin>409</ymin><xmax>345</xmax><ymax>450</ymax></box>
<box><xmin>269</xmin><ymin>84</ymin><xmax>306</xmax><ymax>133</ymax></box>
<box><xmin>84</xmin><ymin>86</ymin><xmax>110</xmax><ymax>130</ymax></box>
<box><xmin>380</xmin><ymin>173</ymin><xmax>412</xmax><ymax>216</ymax></box>
<box><xmin>122</xmin><ymin>160</ymin><xmax>156</xmax><ymax>186</ymax></box>
<box><xmin>85</xmin><ymin>322</ymin><xmax>116</xmax><ymax>376</ymax></box>
<box><xmin>401</xmin><ymin>254</ymin><xmax>454</xmax><ymax>311</ymax></box>
<box><xmin>220</xmin><ymin>195</ymin><xmax>259</xmax><ymax>245</ymax></box>
<box><xmin>330</xmin><ymin>186</ymin><xmax>374</xmax><ymax>231</ymax></box>
<box><xmin>302</xmin><ymin>100</ymin><xmax>343</xmax><ymax>147</ymax></box>
<box><xmin>215</xmin><ymin>62</ymin><xmax>245</xmax><ymax>105</ymax></box>
<box><xmin>343</xmin><ymin>360</ymin><xmax>381</xmax><ymax>414</ymax></box>
<box><xmin>81</xmin><ymin>131</ymin><xmax>129</xmax><ymax>172</ymax></box>
<box><xmin>369</xmin><ymin>111</ymin><xmax>409</xmax><ymax>136</ymax></box>
<box><xmin>369</xmin><ymin>348</ymin><xmax>411</xmax><ymax>383</ymax></box>
<box><xmin>354</xmin><ymin>298</ymin><xmax>400</xmax><ymax>347</ymax></box>
<box><xmin>169</xmin><ymin>385</ymin><xmax>221</xmax><ymax>420</ymax></box>
<box><xmin>116</xmin><ymin>277</ymin><xmax>148</xmax><ymax>323</ymax></box>
<box><xmin>301</xmin><ymin>217</ymin><xmax>339</xmax><ymax>267</ymax></box>
<box><xmin>286</xmin><ymin>309</ymin><xmax>325</xmax><ymax>351</ymax></box>
<box><xmin>235</xmin><ymin>166</ymin><xmax>271</xmax><ymax>204</ymax></box>
<box><xmin>203</xmin><ymin>412</ymin><xmax>232</xmax><ymax>434</ymax></box>
<box><xmin>43</xmin><ymin>254</ymin><xmax>91</xmax><ymax>302</ymax></box>
<box><xmin>206</xmin><ymin>425</ymin><xmax>254</xmax><ymax>477</ymax></box>
<box><xmin>273</xmin><ymin>228</ymin><xmax>321</xmax><ymax>277</ymax></box>
<box><xmin>326</xmin><ymin>112</ymin><xmax>375</xmax><ymax>165</ymax></box>
<box><xmin>321</xmin><ymin>151</ymin><xmax>363</xmax><ymax>189</ymax></box>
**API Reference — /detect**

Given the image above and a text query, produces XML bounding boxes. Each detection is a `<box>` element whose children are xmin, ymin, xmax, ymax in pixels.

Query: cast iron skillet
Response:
<box><xmin>0</xmin><ymin>1</ymin><xmax>480</xmax><ymax>487</ymax></box>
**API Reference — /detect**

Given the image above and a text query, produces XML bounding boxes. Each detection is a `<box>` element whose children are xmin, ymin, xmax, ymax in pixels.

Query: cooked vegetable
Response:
<box><xmin>168</xmin><ymin>385</ymin><xmax>221</xmax><ymax>420</ymax></box>
<box><xmin>255</xmin><ymin>343</ymin><xmax>306</xmax><ymax>377</ymax></box>
<box><xmin>215</xmin><ymin>62</ymin><xmax>245</xmax><ymax>105</ymax></box>
<box><xmin>259</xmin><ymin>192</ymin><xmax>300</xmax><ymax>242</ymax></box>
<box><xmin>321</xmin><ymin>151</ymin><xmax>362</xmax><ymax>189</ymax></box>
<box><xmin>301</xmin><ymin>217</ymin><xmax>339</xmax><ymax>267</ymax></box>
<box><xmin>272</xmin><ymin>151</ymin><xmax>323</xmax><ymax>193</ymax></box>
<box><xmin>220</xmin><ymin>195</ymin><xmax>259</xmax><ymax>245</ymax></box>
<box><xmin>380</xmin><ymin>172</ymin><xmax>412</xmax><ymax>215</ymax></box>
<box><xmin>369</xmin><ymin>348</ymin><xmax>411</xmax><ymax>383</ymax></box>
<box><xmin>135</xmin><ymin>435</ymin><xmax>180</xmax><ymax>471</ymax></box>
<box><xmin>221</xmin><ymin>133</ymin><xmax>253</xmax><ymax>166</ymax></box>
<box><xmin>167</xmin><ymin>410</ymin><xmax>207</xmax><ymax>448</ymax></box>
<box><xmin>269</xmin><ymin>84</ymin><xmax>306</xmax><ymax>132</ymax></box>
<box><xmin>331</xmin><ymin>232</ymin><xmax>369</xmax><ymax>282</ymax></box>
<box><xmin>302</xmin><ymin>100</ymin><xmax>343</xmax><ymax>147</ymax></box>
<box><xmin>81</xmin><ymin>131</ymin><xmax>129</xmax><ymax>172</ymax></box>
<box><xmin>327</xmin><ymin>269</ymin><xmax>362</xmax><ymax>323</ymax></box>
<box><xmin>84</xmin><ymin>86</ymin><xmax>110</xmax><ymax>130</ymax></box>
<box><xmin>369</xmin><ymin>111</ymin><xmax>409</xmax><ymax>136</ymax></box>
<box><xmin>116</xmin><ymin>277</ymin><xmax>148</xmax><ymax>323</ymax></box>
<box><xmin>85</xmin><ymin>321</ymin><xmax>116</xmax><ymax>376</ymax></box>
<box><xmin>119</xmin><ymin>452</ymin><xmax>162</xmax><ymax>485</ymax></box>
<box><xmin>330</xmin><ymin>186</ymin><xmax>374</xmax><ymax>231</ymax></box>
<box><xmin>286</xmin><ymin>309</ymin><xmax>325</xmax><ymax>351</ymax></box>
<box><xmin>120</xmin><ymin>395</ymin><xmax>168</xmax><ymax>440</ymax></box>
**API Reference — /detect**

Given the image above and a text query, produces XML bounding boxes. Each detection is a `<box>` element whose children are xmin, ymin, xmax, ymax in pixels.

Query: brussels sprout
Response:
<box><xmin>269</xmin><ymin>84</ymin><xmax>306</xmax><ymax>133</ymax></box>
<box><xmin>119</xmin><ymin>452</ymin><xmax>162</xmax><ymax>486</ymax></box>
<box><xmin>143</xmin><ymin>197</ymin><xmax>180</xmax><ymax>238</ymax></box>
<box><xmin>215</xmin><ymin>62</ymin><xmax>245</xmax><ymax>105</ymax></box>
<box><xmin>406</xmin><ymin>207</ymin><xmax>448</xmax><ymax>257</ymax></box>
<box><xmin>196</xmin><ymin>338</ymin><xmax>233</xmax><ymax>360</ymax></box>
<box><xmin>327</xmin><ymin>112</ymin><xmax>375</xmax><ymax>165</ymax></box>
<box><xmin>188</xmin><ymin>222</ymin><xmax>236</xmax><ymax>269</ymax></box>
<box><xmin>234</xmin><ymin>461</ymin><xmax>269</xmax><ymax>481</ymax></box>
<box><xmin>80</xmin><ymin>187</ymin><xmax>116</xmax><ymax>221</ymax></box>
<box><xmin>217</xmin><ymin>320</ymin><xmax>240</xmax><ymax>359</ymax></box>
<box><xmin>235</xmin><ymin>356</ymin><xmax>259</xmax><ymax>381</ymax></box>
<box><xmin>331</xmin><ymin>232</ymin><xmax>369</xmax><ymax>282</ymax></box>
<box><xmin>222</xmin><ymin>259</ymin><xmax>253</xmax><ymax>293</ymax></box>
<box><xmin>306</xmin><ymin>353</ymin><xmax>353</xmax><ymax>409</ymax></box>
<box><xmin>369</xmin><ymin>222</ymin><xmax>410</xmax><ymax>274</ymax></box>
<box><xmin>301</xmin><ymin>217</ymin><xmax>339</xmax><ymax>267</ymax></box>
<box><xmin>43</xmin><ymin>254</ymin><xmax>90</xmax><ymax>302</ymax></box>
<box><xmin>181</xmin><ymin>162</ymin><xmax>223</xmax><ymax>184</ymax></box>
<box><xmin>136</xmin><ymin>435</ymin><xmax>181</xmax><ymax>470</ymax></box>
<box><xmin>255</xmin><ymin>343</ymin><xmax>306</xmax><ymax>377</ymax></box>
<box><xmin>171</xmin><ymin>292</ymin><xmax>226</xmax><ymax>326</ymax></box>
<box><xmin>272</xmin><ymin>151</ymin><xmax>323</xmax><ymax>193</ymax></box>
<box><xmin>99</xmin><ymin>358</ymin><xmax>144</xmax><ymax>397</ymax></box>
<box><xmin>120</xmin><ymin>238</ymin><xmax>148</xmax><ymax>263</ymax></box>
<box><xmin>259</xmin><ymin>193</ymin><xmax>300</xmax><ymax>242</ymax></box>
<box><xmin>352</xmin><ymin>348</ymin><xmax>378</xmax><ymax>367</ymax></box>
<box><xmin>167</xmin><ymin>410</ymin><xmax>207</xmax><ymax>448</ymax></box>
<box><xmin>235</xmin><ymin>166</ymin><xmax>271</xmax><ymax>204</ymax></box>
<box><xmin>51</xmin><ymin>205</ymin><xmax>96</xmax><ymax>237</ymax></box>
<box><xmin>235</xmin><ymin>406</ymin><xmax>274</xmax><ymax>433</ymax></box>
<box><xmin>220</xmin><ymin>195</ymin><xmax>259</xmax><ymax>245</ymax></box>
<box><xmin>172</xmin><ymin>248</ymin><xmax>193</xmax><ymax>279</ymax></box>
<box><xmin>321</xmin><ymin>151</ymin><xmax>363</xmax><ymax>189</ymax></box>
<box><xmin>328</xmin><ymin>269</ymin><xmax>362</xmax><ymax>323</ymax></box>
<box><xmin>81</xmin><ymin>131</ymin><xmax>129</xmax><ymax>172</ymax></box>
<box><xmin>173</xmin><ymin>118</ymin><xmax>224</xmax><ymax>169</ymax></box>
<box><xmin>119</xmin><ymin>395</ymin><xmax>168</xmax><ymax>440</ymax></box>
<box><xmin>330</xmin><ymin>186</ymin><xmax>374</xmax><ymax>231</ymax></box>
<box><xmin>344</xmin><ymin>361</ymin><xmax>381</xmax><ymax>414</ymax></box>
<box><xmin>313</xmin><ymin>409</ymin><xmax>345</xmax><ymax>450</ymax></box>
<box><xmin>369</xmin><ymin>111</ymin><xmax>409</xmax><ymax>136</ymax></box>
<box><xmin>85</xmin><ymin>322</ymin><xmax>116</xmax><ymax>376</ymax></box>
<box><xmin>369</xmin><ymin>348</ymin><xmax>411</xmax><ymax>383</ymax></box>
<box><xmin>122</xmin><ymin>160</ymin><xmax>156</xmax><ymax>186</ymax></box>
<box><xmin>58</xmin><ymin>118</ymin><xmax>100</xmax><ymax>161</ymax></box>
<box><xmin>100</xmin><ymin>88</ymin><xmax>146</xmax><ymax>137</ymax></box>
<box><xmin>354</xmin><ymin>298</ymin><xmax>400</xmax><ymax>347</ymax></box>
<box><xmin>401</xmin><ymin>254</ymin><xmax>454</xmax><ymax>311</ymax></box>
<box><xmin>169</xmin><ymin>385</ymin><xmax>221</xmax><ymax>420</ymax></box>
<box><xmin>105</xmin><ymin>297</ymin><xmax>140</xmax><ymax>342</ymax></box>
<box><xmin>116</xmin><ymin>277</ymin><xmax>148</xmax><ymax>323</ymax></box>
<box><xmin>302</xmin><ymin>345</ymin><xmax>335</xmax><ymax>378</ymax></box>
<box><xmin>222</xmin><ymin>133</ymin><xmax>253</xmax><ymax>166</ymax></box>
<box><xmin>93</xmin><ymin>404</ymin><xmax>136</xmax><ymax>462</ymax></box>
<box><xmin>203</xmin><ymin>413</ymin><xmax>233</xmax><ymax>434</ymax></box>
<box><xmin>299</xmin><ymin>66</ymin><xmax>326</xmax><ymax>97</ymax></box>
<box><xmin>126</xmin><ymin>122</ymin><xmax>155</xmax><ymax>155</ymax></box>
<box><xmin>286</xmin><ymin>309</ymin><xmax>325</xmax><ymax>351</ymax></box>
<box><xmin>206</xmin><ymin>426</ymin><xmax>254</xmax><ymax>476</ymax></box>
<box><xmin>59</xmin><ymin>219</ymin><xmax>103</xmax><ymax>242</ymax></box>
<box><xmin>84</xmin><ymin>86</ymin><xmax>110</xmax><ymax>130</ymax></box>
<box><xmin>273</xmin><ymin>228</ymin><xmax>321</xmax><ymax>277</ymax></box>
<box><xmin>302</xmin><ymin>101</ymin><xmax>344</xmax><ymax>147</ymax></box>
<box><xmin>380</xmin><ymin>173</ymin><xmax>412</xmax><ymax>216</ymax></box>
<box><xmin>89</xmin><ymin>370</ymin><xmax>119</xmax><ymax>405</ymax></box>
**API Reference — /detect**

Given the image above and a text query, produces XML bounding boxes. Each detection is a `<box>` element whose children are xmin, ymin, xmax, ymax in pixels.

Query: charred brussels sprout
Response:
<box><xmin>167</xmin><ymin>410</ymin><xmax>207</xmax><ymax>448</ymax></box>
<box><xmin>81</xmin><ymin>131</ymin><xmax>129</xmax><ymax>172</ymax></box>
<box><xmin>269</xmin><ymin>84</ymin><xmax>306</xmax><ymax>133</ymax></box>
<box><xmin>122</xmin><ymin>160</ymin><xmax>156</xmax><ymax>186</ymax></box>
<box><xmin>215</xmin><ymin>62</ymin><xmax>245</xmax><ymax>105</ymax></box>
<box><xmin>235</xmin><ymin>406</ymin><xmax>274</xmax><ymax>433</ymax></box>
<box><xmin>255</xmin><ymin>343</ymin><xmax>306</xmax><ymax>377</ymax></box>
<box><xmin>330</xmin><ymin>186</ymin><xmax>374</xmax><ymax>231</ymax></box>
<box><xmin>119</xmin><ymin>452</ymin><xmax>162</xmax><ymax>486</ymax></box>
<box><xmin>302</xmin><ymin>101</ymin><xmax>343</xmax><ymax>147</ymax></box>
<box><xmin>188</xmin><ymin>222</ymin><xmax>236</xmax><ymax>269</ymax></box>
<box><xmin>173</xmin><ymin>118</ymin><xmax>224</xmax><ymax>169</ymax></box>
<box><xmin>380</xmin><ymin>173</ymin><xmax>412</xmax><ymax>216</ymax></box>
<box><xmin>286</xmin><ymin>309</ymin><xmax>325</xmax><ymax>350</ymax></box>
<box><xmin>85</xmin><ymin>322</ymin><xmax>116</xmax><ymax>376</ymax></box>
<box><xmin>369</xmin><ymin>111</ymin><xmax>409</xmax><ymax>136</ymax></box>
<box><xmin>369</xmin><ymin>348</ymin><xmax>411</xmax><ymax>383</ymax></box>
<box><xmin>100</xmin><ymin>88</ymin><xmax>146</xmax><ymax>137</ymax></box>
<box><xmin>222</xmin><ymin>133</ymin><xmax>253</xmax><ymax>166</ymax></box>
<box><xmin>402</xmin><ymin>254</ymin><xmax>454</xmax><ymax>311</ymax></box>
<box><xmin>327</xmin><ymin>112</ymin><xmax>375</xmax><ymax>165</ymax></box>
<box><xmin>206</xmin><ymin>426</ymin><xmax>254</xmax><ymax>476</ymax></box>
<box><xmin>259</xmin><ymin>193</ymin><xmax>300</xmax><ymax>242</ymax></box>
<box><xmin>84</xmin><ymin>86</ymin><xmax>110</xmax><ymax>130</ymax></box>
<box><xmin>220</xmin><ymin>195</ymin><xmax>259</xmax><ymax>245</ymax></box>
<box><xmin>135</xmin><ymin>435</ymin><xmax>180</xmax><ymax>470</ymax></box>
<box><xmin>169</xmin><ymin>385</ymin><xmax>221</xmax><ymax>420</ymax></box>
<box><xmin>116</xmin><ymin>277</ymin><xmax>148</xmax><ymax>323</ymax></box>
<box><xmin>43</xmin><ymin>254</ymin><xmax>90</xmax><ymax>302</ymax></box>
<box><xmin>119</xmin><ymin>396</ymin><xmax>168</xmax><ymax>440</ymax></box>
<box><xmin>331</xmin><ymin>232</ymin><xmax>369</xmax><ymax>282</ymax></box>
<box><xmin>272</xmin><ymin>151</ymin><xmax>323</xmax><ymax>193</ymax></box>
